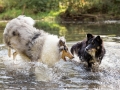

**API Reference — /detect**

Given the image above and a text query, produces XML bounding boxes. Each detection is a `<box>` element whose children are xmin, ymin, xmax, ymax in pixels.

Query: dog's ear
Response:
<box><xmin>95</xmin><ymin>36</ymin><xmax>102</xmax><ymax>44</ymax></box>
<box><xmin>59</xmin><ymin>39</ymin><xmax>65</xmax><ymax>46</ymax></box>
<box><xmin>58</xmin><ymin>37</ymin><xmax>65</xmax><ymax>46</ymax></box>
<box><xmin>58</xmin><ymin>39</ymin><xmax>65</xmax><ymax>51</ymax></box>
<box><xmin>87</xmin><ymin>33</ymin><xmax>93</xmax><ymax>40</ymax></box>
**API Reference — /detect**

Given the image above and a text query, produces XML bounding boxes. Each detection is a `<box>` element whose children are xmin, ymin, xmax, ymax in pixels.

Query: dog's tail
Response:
<box><xmin>17</xmin><ymin>15</ymin><xmax>35</xmax><ymax>26</ymax></box>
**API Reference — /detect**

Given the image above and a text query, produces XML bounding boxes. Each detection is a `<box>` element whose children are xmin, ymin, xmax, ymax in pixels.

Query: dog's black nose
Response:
<box><xmin>85</xmin><ymin>47</ymin><xmax>88</xmax><ymax>51</ymax></box>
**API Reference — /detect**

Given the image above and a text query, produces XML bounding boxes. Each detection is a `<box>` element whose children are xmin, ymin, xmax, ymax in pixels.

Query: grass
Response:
<box><xmin>0</xmin><ymin>9</ymin><xmax>23</xmax><ymax>20</ymax></box>
<box><xmin>0</xmin><ymin>8</ymin><xmax>66</xmax><ymax>22</ymax></box>
<box><xmin>0</xmin><ymin>21</ymin><xmax>7</xmax><ymax>28</ymax></box>
<box><xmin>0</xmin><ymin>8</ymin><xmax>67</xmax><ymax>36</ymax></box>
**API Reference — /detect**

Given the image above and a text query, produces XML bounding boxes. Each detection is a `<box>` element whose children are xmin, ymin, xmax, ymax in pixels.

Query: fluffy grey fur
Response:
<box><xmin>3</xmin><ymin>15</ymin><xmax>49</xmax><ymax>61</ymax></box>
<box><xmin>3</xmin><ymin>15</ymin><xmax>73</xmax><ymax>66</ymax></box>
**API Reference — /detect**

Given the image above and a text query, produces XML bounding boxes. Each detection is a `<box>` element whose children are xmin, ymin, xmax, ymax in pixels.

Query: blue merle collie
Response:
<box><xmin>3</xmin><ymin>15</ymin><xmax>74</xmax><ymax>67</ymax></box>
<box><xmin>71</xmin><ymin>34</ymin><xmax>106</xmax><ymax>70</ymax></box>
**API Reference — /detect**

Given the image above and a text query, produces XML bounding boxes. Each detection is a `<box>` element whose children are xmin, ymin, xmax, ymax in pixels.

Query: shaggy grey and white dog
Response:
<box><xmin>3</xmin><ymin>15</ymin><xmax>73</xmax><ymax>66</ymax></box>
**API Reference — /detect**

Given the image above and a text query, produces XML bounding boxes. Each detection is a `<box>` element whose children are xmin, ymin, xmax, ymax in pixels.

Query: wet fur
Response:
<box><xmin>71</xmin><ymin>34</ymin><xmax>106</xmax><ymax>69</ymax></box>
<box><xmin>3</xmin><ymin>15</ymin><xmax>73</xmax><ymax>66</ymax></box>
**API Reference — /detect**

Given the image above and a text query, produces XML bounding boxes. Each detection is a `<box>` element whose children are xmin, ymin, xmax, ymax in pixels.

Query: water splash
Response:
<box><xmin>0</xmin><ymin>42</ymin><xmax>120</xmax><ymax>89</ymax></box>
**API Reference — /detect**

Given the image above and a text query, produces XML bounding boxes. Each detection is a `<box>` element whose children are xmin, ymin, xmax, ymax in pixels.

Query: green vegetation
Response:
<box><xmin>35</xmin><ymin>21</ymin><xmax>68</xmax><ymax>37</ymax></box>
<box><xmin>0</xmin><ymin>0</ymin><xmax>120</xmax><ymax>43</ymax></box>
<box><xmin>0</xmin><ymin>0</ymin><xmax>119</xmax><ymax>39</ymax></box>
<box><xmin>0</xmin><ymin>0</ymin><xmax>65</xmax><ymax>21</ymax></box>
<box><xmin>0</xmin><ymin>0</ymin><xmax>120</xmax><ymax>21</ymax></box>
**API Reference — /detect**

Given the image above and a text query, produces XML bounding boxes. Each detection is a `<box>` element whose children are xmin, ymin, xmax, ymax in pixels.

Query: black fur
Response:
<box><xmin>71</xmin><ymin>34</ymin><xmax>106</xmax><ymax>69</ymax></box>
<box><xmin>32</xmin><ymin>33</ymin><xmax>40</xmax><ymax>41</ymax></box>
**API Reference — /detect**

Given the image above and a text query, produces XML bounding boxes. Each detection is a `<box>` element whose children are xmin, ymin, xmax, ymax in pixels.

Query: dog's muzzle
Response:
<box><xmin>85</xmin><ymin>46</ymin><xmax>90</xmax><ymax>52</ymax></box>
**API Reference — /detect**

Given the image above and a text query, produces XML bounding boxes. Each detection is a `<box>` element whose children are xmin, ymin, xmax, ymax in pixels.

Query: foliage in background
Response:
<box><xmin>3</xmin><ymin>0</ymin><xmax>60</xmax><ymax>13</ymax></box>
<box><xmin>61</xmin><ymin>0</ymin><xmax>120</xmax><ymax>15</ymax></box>
<box><xmin>35</xmin><ymin>21</ymin><xmax>68</xmax><ymax>37</ymax></box>
<box><xmin>0</xmin><ymin>0</ymin><xmax>120</xmax><ymax>20</ymax></box>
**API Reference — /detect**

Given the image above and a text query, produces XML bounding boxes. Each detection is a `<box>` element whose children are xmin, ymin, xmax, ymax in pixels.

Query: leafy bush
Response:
<box><xmin>0</xmin><ymin>0</ymin><xmax>120</xmax><ymax>20</ymax></box>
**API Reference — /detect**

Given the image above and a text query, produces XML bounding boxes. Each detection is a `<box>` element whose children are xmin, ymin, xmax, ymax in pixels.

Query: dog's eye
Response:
<box><xmin>12</xmin><ymin>31</ymin><xmax>16</xmax><ymax>36</ymax></box>
<box><xmin>65</xmin><ymin>48</ymin><xmax>68</xmax><ymax>51</ymax></box>
<box><xmin>64</xmin><ymin>47</ymin><xmax>68</xmax><ymax>51</ymax></box>
<box><xmin>92</xmin><ymin>42</ymin><xmax>95</xmax><ymax>45</ymax></box>
<box><xmin>87</xmin><ymin>41</ymin><xmax>91</xmax><ymax>44</ymax></box>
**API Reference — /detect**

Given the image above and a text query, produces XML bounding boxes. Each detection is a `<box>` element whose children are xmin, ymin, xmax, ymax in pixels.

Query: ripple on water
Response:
<box><xmin>0</xmin><ymin>42</ymin><xmax>120</xmax><ymax>90</ymax></box>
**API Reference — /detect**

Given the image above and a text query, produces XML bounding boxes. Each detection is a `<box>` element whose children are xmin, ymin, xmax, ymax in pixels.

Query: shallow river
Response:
<box><xmin>0</xmin><ymin>22</ymin><xmax>120</xmax><ymax>90</ymax></box>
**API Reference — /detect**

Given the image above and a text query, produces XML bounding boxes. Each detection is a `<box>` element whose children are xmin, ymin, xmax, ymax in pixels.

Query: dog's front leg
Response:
<box><xmin>13</xmin><ymin>51</ymin><xmax>18</xmax><ymax>60</ymax></box>
<box><xmin>8</xmin><ymin>47</ymin><xmax>11</xmax><ymax>57</ymax></box>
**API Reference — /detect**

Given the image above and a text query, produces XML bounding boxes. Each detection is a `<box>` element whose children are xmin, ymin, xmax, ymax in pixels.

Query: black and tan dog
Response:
<box><xmin>71</xmin><ymin>34</ymin><xmax>106</xmax><ymax>70</ymax></box>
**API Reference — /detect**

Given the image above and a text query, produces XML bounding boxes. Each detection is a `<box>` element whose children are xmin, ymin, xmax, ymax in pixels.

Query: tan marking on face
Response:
<box><xmin>97</xmin><ymin>46</ymin><xmax>100</xmax><ymax>49</ymax></box>
<box><xmin>87</xmin><ymin>48</ymin><xmax>96</xmax><ymax>57</ymax></box>
<box><xmin>61</xmin><ymin>50</ymin><xmax>74</xmax><ymax>61</ymax></box>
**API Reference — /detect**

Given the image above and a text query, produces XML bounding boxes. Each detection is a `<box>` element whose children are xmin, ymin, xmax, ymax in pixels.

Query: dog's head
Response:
<box><xmin>3</xmin><ymin>15</ymin><xmax>36</xmax><ymax>50</ymax></box>
<box><xmin>3</xmin><ymin>15</ymin><xmax>35</xmax><ymax>46</ymax></box>
<box><xmin>58</xmin><ymin>37</ymin><xmax>74</xmax><ymax>61</ymax></box>
<box><xmin>85</xmin><ymin>34</ymin><xmax>103</xmax><ymax>57</ymax></box>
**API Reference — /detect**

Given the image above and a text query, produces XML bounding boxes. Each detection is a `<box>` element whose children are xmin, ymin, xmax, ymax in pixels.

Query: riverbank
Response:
<box><xmin>0</xmin><ymin>8</ymin><xmax>120</xmax><ymax>23</ymax></box>
<box><xmin>59</xmin><ymin>13</ymin><xmax>120</xmax><ymax>23</ymax></box>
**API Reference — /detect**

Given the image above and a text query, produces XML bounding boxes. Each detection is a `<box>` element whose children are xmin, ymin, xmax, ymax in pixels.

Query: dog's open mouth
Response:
<box><xmin>61</xmin><ymin>50</ymin><xmax>74</xmax><ymax>61</ymax></box>
<box><xmin>63</xmin><ymin>56</ymin><xmax>74</xmax><ymax>61</ymax></box>
<box><xmin>59</xmin><ymin>39</ymin><xmax>74</xmax><ymax>61</ymax></box>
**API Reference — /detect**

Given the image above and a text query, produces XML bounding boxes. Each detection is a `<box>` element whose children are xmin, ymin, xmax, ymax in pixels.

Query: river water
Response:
<box><xmin>0</xmin><ymin>22</ymin><xmax>120</xmax><ymax>90</ymax></box>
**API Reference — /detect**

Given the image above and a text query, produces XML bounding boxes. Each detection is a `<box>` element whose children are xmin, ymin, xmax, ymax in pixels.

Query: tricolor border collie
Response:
<box><xmin>3</xmin><ymin>15</ymin><xmax>74</xmax><ymax>67</ymax></box>
<box><xmin>71</xmin><ymin>34</ymin><xmax>105</xmax><ymax>70</ymax></box>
